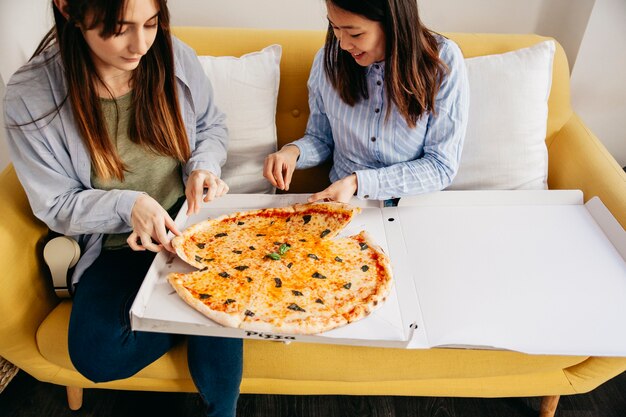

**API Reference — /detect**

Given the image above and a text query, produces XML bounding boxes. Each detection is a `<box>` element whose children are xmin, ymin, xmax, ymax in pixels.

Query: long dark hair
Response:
<box><xmin>25</xmin><ymin>0</ymin><xmax>189</xmax><ymax>180</ymax></box>
<box><xmin>324</xmin><ymin>0</ymin><xmax>447</xmax><ymax>128</ymax></box>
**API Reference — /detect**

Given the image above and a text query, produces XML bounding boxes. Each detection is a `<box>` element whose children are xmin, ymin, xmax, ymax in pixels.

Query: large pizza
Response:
<box><xmin>168</xmin><ymin>202</ymin><xmax>393</xmax><ymax>334</ymax></box>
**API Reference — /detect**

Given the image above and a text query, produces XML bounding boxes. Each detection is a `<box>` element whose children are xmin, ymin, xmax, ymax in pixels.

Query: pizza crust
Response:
<box><xmin>168</xmin><ymin>274</ymin><xmax>243</xmax><ymax>328</ymax></box>
<box><xmin>240</xmin><ymin>314</ymin><xmax>348</xmax><ymax>335</ymax></box>
<box><xmin>356</xmin><ymin>230</ymin><xmax>394</xmax><ymax>306</ymax></box>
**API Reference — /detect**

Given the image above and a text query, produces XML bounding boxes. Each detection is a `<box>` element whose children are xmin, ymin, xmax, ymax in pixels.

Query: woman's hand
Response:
<box><xmin>186</xmin><ymin>169</ymin><xmax>229</xmax><ymax>215</ymax></box>
<box><xmin>308</xmin><ymin>174</ymin><xmax>358</xmax><ymax>204</ymax></box>
<box><xmin>128</xmin><ymin>194</ymin><xmax>181</xmax><ymax>253</ymax></box>
<box><xmin>263</xmin><ymin>145</ymin><xmax>300</xmax><ymax>191</ymax></box>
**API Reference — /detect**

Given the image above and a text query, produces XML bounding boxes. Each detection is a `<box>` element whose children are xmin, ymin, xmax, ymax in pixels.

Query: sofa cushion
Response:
<box><xmin>38</xmin><ymin>301</ymin><xmax>587</xmax><ymax>384</ymax></box>
<box><xmin>447</xmin><ymin>40</ymin><xmax>555</xmax><ymax>190</ymax></box>
<box><xmin>197</xmin><ymin>44</ymin><xmax>281</xmax><ymax>194</ymax></box>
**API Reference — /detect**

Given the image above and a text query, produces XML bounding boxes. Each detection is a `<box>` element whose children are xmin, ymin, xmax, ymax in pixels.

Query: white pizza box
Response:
<box><xmin>130</xmin><ymin>193</ymin><xmax>409</xmax><ymax>348</ymax></box>
<box><xmin>130</xmin><ymin>190</ymin><xmax>626</xmax><ymax>355</ymax></box>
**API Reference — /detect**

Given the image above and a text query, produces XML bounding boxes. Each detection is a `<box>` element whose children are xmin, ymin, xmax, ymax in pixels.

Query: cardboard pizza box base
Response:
<box><xmin>130</xmin><ymin>190</ymin><xmax>626</xmax><ymax>356</ymax></box>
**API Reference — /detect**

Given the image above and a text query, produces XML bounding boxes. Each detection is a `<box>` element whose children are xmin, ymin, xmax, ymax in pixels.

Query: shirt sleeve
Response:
<box><xmin>291</xmin><ymin>49</ymin><xmax>335</xmax><ymax>169</ymax></box>
<box><xmin>4</xmin><ymin>97</ymin><xmax>141</xmax><ymax>236</ymax></box>
<box><xmin>354</xmin><ymin>39</ymin><xmax>470</xmax><ymax>200</ymax></box>
<box><xmin>180</xmin><ymin>45</ymin><xmax>228</xmax><ymax>180</ymax></box>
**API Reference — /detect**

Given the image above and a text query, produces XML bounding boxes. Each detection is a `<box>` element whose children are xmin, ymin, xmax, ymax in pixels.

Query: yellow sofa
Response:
<box><xmin>1</xmin><ymin>28</ymin><xmax>625</xmax><ymax>416</ymax></box>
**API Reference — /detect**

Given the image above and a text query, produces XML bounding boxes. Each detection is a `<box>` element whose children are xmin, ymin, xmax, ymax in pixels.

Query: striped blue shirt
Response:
<box><xmin>292</xmin><ymin>36</ymin><xmax>469</xmax><ymax>200</ymax></box>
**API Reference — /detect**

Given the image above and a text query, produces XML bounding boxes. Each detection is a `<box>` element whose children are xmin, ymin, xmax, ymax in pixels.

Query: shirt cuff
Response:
<box><xmin>117</xmin><ymin>190</ymin><xmax>145</xmax><ymax>227</ymax></box>
<box><xmin>184</xmin><ymin>162</ymin><xmax>222</xmax><ymax>180</ymax></box>
<box><xmin>290</xmin><ymin>139</ymin><xmax>318</xmax><ymax>169</ymax></box>
<box><xmin>354</xmin><ymin>169</ymin><xmax>380</xmax><ymax>200</ymax></box>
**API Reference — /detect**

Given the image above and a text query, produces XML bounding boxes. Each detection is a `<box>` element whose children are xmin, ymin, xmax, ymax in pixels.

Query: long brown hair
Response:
<box><xmin>27</xmin><ymin>0</ymin><xmax>190</xmax><ymax>180</ymax></box>
<box><xmin>324</xmin><ymin>0</ymin><xmax>447</xmax><ymax>128</ymax></box>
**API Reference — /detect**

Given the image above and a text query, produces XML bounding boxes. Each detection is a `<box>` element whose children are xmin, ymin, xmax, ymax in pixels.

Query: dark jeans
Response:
<box><xmin>68</xmin><ymin>249</ymin><xmax>243</xmax><ymax>417</ymax></box>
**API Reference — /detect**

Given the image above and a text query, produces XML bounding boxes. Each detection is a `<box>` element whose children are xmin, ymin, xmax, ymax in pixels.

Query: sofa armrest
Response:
<box><xmin>563</xmin><ymin>356</ymin><xmax>626</xmax><ymax>394</ymax></box>
<box><xmin>0</xmin><ymin>165</ymin><xmax>61</xmax><ymax>377</ymax></box>
<box><xmin>548</xmin><ymin>113</ymin><xmax>626</xmax><ymax>229</ymax></box>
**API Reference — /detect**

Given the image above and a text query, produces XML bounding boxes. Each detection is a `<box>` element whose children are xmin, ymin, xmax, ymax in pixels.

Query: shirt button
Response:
<box><xmin>364</xmin><ymin>195</ymin><xmax>370</xmax><ymax>199</ymax></box>
<box><xmin>374</xmin><ymin>108</ymin><xmax>380</xmax><ymax>113</ymax></box>
<box><xmin>371</xmin><ymin>137</ymin><xmax>376</xmax><ymax>142</ymax></box>
<box><xmin>376</xmin><ymin>80</ymin><xmax>382</xmax><ymax>86</ymax></box>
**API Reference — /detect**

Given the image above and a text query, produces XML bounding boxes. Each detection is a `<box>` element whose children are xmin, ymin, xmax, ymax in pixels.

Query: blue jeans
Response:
<box><xmin>68</xmin><ymin>248</ymin><xmax>243</xmax><ymax>417</ymax></box>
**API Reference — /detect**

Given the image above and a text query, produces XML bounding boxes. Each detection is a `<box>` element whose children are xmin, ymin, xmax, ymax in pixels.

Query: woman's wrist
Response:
<box><xmin>349</xmin><ymin>173</ymin><xmax>359</xmax><ymax>195</ymax></box>
<box><xmin>281</xmin><ymin>144</ymin><xmax>301</xmax><ymax>159</ymax></box>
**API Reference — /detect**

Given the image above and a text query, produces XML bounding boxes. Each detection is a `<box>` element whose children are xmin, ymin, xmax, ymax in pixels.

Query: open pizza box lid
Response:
<box><xmin>130</xmin><ymin>190</ymin><xmax>626</xmax><ymax>355</ymax></box>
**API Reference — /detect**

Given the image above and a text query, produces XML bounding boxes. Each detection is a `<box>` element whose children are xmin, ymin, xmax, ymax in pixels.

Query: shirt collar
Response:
<box><xmin>171</xmin><ymin>35</ymin><xmax>192</xmax><ymax>90</ymax></box>
<box><xmin>366</xmin><ymin>61</ymin><xmax>385</xmax><ymax>76</ymax></box>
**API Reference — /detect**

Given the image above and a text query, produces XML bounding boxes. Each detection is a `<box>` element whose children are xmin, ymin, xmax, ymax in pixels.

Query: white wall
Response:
<box><xmin>168</xmin><ymin>0</ymin><xmax>595</xmax><ymax>70</ymax></box>
<box><xmin>0</xmin><ymin>0</ymin><xmax>51</xmax><ymax>171</ymax></box>
<box><xmin>571</xmin><ymin>0</ymin><xmax>626</xmax><ymax>166</ymax></box>
<box><xmin>535</xmin><ymin>0</ymin><xmax>597</xmax><ymax>68</ymax></box>
<box><xmin>0</xmin><ymin>0</ymin><xmax>51</xmax><ymax>85</ymax></box>
<box><xmin>420</xmin><ymin>0</ymin><xmax>594</xmax><ymax>68</ymax></box>
<box><xmin>169</xmin><ymin>0</ymin><xmax>328</xmax><ymax>30</ymax></box>
<box><xmin>0</xmin><ymin>0</ymin><xmax>623</xmax><ymax>171</ymax></box>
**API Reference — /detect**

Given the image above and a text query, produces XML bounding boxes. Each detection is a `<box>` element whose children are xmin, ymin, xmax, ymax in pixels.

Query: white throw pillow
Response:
<box><xmin>198</xmin><ymin>44</ymin><xmax>281</xmax><ymax>194</ymax></box>
<box><xmin>447</xmin><ymin>40</ymin><xmax>555</xmax><ymax>190</ymax></box>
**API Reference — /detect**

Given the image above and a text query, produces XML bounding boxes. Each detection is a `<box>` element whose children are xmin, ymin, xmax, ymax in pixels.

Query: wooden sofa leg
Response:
<box><xmin>66</xmin><ymin>386</ymin><xmax>83</xmax><ymax>410</ymax></box>
<box><xmin>539</xmin><ymin>395</ymin><xmax>560</xmax><ymax>417</ymax></box>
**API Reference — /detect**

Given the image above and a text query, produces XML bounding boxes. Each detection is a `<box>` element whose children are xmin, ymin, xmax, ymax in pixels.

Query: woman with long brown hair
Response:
<box><xmin>4</xmin><ymin>0</ymin><xmax>241</xmax><ymax>415</ymax></box>
<box><xmin>265</xmin><ymin>0</ymin><xmax>469</xmax><ymax>205</ymax></box>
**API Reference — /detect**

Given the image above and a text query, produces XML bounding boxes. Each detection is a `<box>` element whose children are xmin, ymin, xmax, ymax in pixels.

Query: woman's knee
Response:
<box><xmin>67</xmin><ymin>324</ymin><xmax>133</xmax><ymax>382</ymax></box>
<box><xmin>68</xmin><ymin>318</ymin><xmax>177</xmax><ymax>383</ymax></box>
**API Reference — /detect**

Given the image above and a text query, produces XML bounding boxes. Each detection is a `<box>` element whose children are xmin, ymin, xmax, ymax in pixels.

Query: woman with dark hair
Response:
<box><xmin>264</xmin><ymin>0</ymin><xmax>469</xmax><ymax>205</ymax></box>
<box><xmin>4</xmin><ymin>0</ymin><xmax>241</xmax><ymax>415</ymax></box>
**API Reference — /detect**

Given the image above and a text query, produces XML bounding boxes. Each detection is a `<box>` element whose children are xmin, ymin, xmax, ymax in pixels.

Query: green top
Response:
<box><xmin>91</xmin><ymin>92</ymin><xmax>184</xmax><ymax>249</ymax></box>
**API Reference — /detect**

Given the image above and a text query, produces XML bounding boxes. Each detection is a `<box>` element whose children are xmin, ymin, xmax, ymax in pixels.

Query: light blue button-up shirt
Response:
<box><xmin>292</xmin><ymin>36</ymin><xmax>469</xmax><ymax>200</ymax></box>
